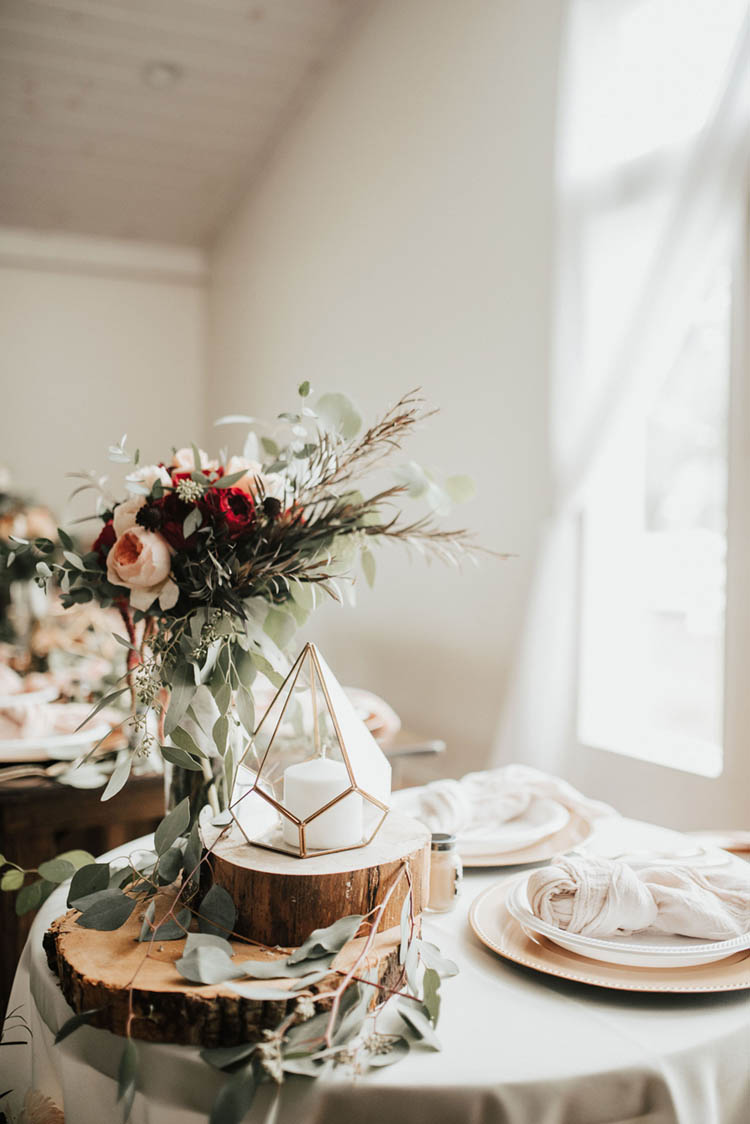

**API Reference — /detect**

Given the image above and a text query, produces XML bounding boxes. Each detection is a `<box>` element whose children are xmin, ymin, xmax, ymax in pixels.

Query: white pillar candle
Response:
<box><xmin>282</xmin><ymin>756</ymin><xmax>363</xmax><ymax>850</ymax></box>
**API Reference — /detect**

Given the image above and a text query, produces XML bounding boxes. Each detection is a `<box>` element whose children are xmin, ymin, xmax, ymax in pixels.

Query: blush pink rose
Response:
<box><xmin>113</xmin><ymin>496</ymin><xmax>145</xmax><ymax>537</ymax></box>
<box><xmin>106</xmin><ymin>526</ymin><xmax>177</xmax><ymax>611</ymax></box>
<box><xmin>172</xmin><ymin>447</ymin><xmax>218</xmax><ymax>474</ymax></box>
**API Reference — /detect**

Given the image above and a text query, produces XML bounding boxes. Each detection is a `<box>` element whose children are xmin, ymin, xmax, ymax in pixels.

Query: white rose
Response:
<box><xmin>126</xmin><ymin>463</ymin><xmax>171</xmax><ymax>495</ymax></box>
<box><xmin>225</xmin><ymin>454</ymin><xmax>263</xmax><ymax>496</ymax></box>
<box><xmin>172</xmin><ymin>447</ymin><xmax>218</xmax><ymax>474</ymax></box>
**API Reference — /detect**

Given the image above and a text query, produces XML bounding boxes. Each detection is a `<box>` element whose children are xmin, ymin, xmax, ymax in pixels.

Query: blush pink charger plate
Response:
<box><xmin>469</xmin><ymin>874</ymin><xmax>750</xmax><ymax>993</ymax></box>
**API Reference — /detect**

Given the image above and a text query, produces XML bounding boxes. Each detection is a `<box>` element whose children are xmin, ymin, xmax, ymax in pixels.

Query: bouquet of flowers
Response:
<box><xmin>17</xmin><ymin>387</ymin><xmax>483</xmax><ymax>811</ymax></box>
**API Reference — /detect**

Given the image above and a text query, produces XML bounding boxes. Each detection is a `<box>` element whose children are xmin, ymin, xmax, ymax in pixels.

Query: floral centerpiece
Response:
<box><xmin>16</xmin><ymin>388</ymin><xmax>482</xmax><ymax>814</ymax></box>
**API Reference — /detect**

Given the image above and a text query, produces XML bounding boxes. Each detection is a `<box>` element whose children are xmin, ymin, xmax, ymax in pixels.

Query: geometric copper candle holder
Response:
<box><xmin>232</xmin><ymin>642</ymin><xmax>391</xmax><ymax>858</ymax></box>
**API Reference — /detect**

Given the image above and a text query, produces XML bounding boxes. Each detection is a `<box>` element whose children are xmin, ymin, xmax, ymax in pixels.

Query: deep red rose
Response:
<box><xmin>92</xmin><ymin>520</ymin><xmax>116</xmax><ymax>559</ymax></box>
<box><xmin>150</xmin><ymin>492</ymin><xmax>199</xmax><ymax>551</ymax></box>
<box><xmin>203</xmin><ymin>487</ymin><xmax>256</xmax><ymax>538</ymax></box>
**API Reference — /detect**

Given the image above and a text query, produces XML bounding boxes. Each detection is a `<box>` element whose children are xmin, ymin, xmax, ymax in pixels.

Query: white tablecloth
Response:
<box><xmin>2</xmin><ymin>818</ymin><xmax>749</xmax><ymax>1124</ymax></box>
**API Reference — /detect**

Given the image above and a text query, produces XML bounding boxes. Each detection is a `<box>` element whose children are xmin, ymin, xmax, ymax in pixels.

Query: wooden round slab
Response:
<box><xmin>43</xmin><ymin>889</ymin><xmax>402</xmax><ymax>1047</ymax></box>
<box><xmin>207</xmin><ymin>811</ymin><xmax>431</xmax><ymax>946</ymax></box>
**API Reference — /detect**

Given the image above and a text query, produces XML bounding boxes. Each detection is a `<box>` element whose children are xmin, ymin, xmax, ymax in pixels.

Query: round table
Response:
<box><xmin>2</xmin><ymin>817</ymin><xmax>749</xmax><ymax>1124</ymax></box>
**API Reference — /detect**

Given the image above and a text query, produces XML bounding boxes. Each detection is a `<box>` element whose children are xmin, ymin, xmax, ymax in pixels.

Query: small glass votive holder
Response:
<box><xmin>426</xmin><ymin>832</ymin><xmax>463</xmax><ymax>912</ymax></box>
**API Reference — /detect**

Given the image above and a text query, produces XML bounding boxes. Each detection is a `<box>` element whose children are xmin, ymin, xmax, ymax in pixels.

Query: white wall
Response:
<box><xmin>208</xmin><ymin>0</ymin><xmax>563</xmax><ymax>773</ymax></box>
<box><xmin>0</xmin><ymin>230</ymin><xmax>206</xmax><ymax>521</ymax></box>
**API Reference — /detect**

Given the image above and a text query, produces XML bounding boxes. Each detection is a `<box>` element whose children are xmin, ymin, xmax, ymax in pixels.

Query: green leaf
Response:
<box><xmin>260</xmin><ymin>436</ymin><xmax>279</xmax><ymax>457</ymax></box>
<box><xmin>184</xmin><ymin>932</ymin><xmax>233</xmax><ymax>957</ymax></box>
<box><xmin>298</xmin><ymin>380</ymin><xmax>311</xmax><ymax>398</ymax></box>
<box><xmin>183</xmin><ymin>508</ymin><xmax>202</xmax><ymax>537</ymax></box>
<box><xmin>227</xmin><ymin>982</ymin><xmax>291</xmax><ymax>1001</ymax></box>
<box><xmin>397</xmin><ymin>999</ymin><xmax>442</xmax><ymax>1050</ymax></box>
<box><xmin>56</xmin><ymin>849</ymin><xmax>96</xmax><ymax>871</ymax></box>
<box><xmin>154</xmin><ymin>798</ymin><xmax>190</xmax><ymax>856</ymax></box>
<box><xmin>54</xmin><ymin>1007</ymin><xmax>101</xmax><ymax>1044</ymax></box>
<box><xmin>1</xmin><ymin>869</ymin><xmax>24</xmax><ymax>891</ymax></box>
<box><xmin>239</xmin><ymin>955</ymin><xmax>331</xmax><ymax>980</ymax></box>
<box><xmin>399</xmin><ymin>891</ymin><xmax>411</xmax><ymax>965</ymax></box>
<box><xmin>37</xmin><ymin>859</ymin><xmax>75</xmax><ymax>884</ymax></box>
<box><xmin>76</xmin><ymin>889</ymin><xmax>136</xmax><ymax>930</ymax></box>
<box><xmin>176</xmin><ymin>945</ymin><xmax>244</xmax><ymax>986</ymax></box>
<box><xmin>213</xmin><ymin>715</ymin><xmax>229</xmax><ymax>756</ymax></box>
<box><xmin>15</xmin><ymin>879</ymin><xmax>55</xmax><ymax>916</ymax></box>
<box><xmin>63</xmin><ymin>550</ymin><xmax>85</xmax><ymax>570</ymax></box>
<box><xmin>211</xmin><ymin>471</ymin><xmax>248</xmax><ymax>490</ymax></box>
<box><xmin>156</xmin><ymin>844</ymin><xmax>184</xmax><ymax>885</ymax></box>
<box><xmin>201</xmin><ymin>1042</ymin><xmax>257</xmax><ymax>1071</ymax></box>
<box><xmin>164</xmin><ymin>661</ymin><xmax>197</xmax><ymax>737</ymax></box>
<box><xmin>117</xmin><ymin>1038</ymin><xmax>138</xmax><ymax>1121</ymax></box>
<box><xmin>57</xmin><ymin>527</ymin><xmax>74</xmax><ymax>550</ymax></box>
<box><xmin>169</xmin><ymin>726</ymin><xmax>204</xmax><ymax>758</ymax></box>
<box><xmin>287</xmin><ymin>915</ymin><xmax>364</xmax><ymax>965</ymax></box>
<box><xmin>209</xmin><ymin>1065</ymin><xmax>256</xmax><ymax>1124</ymax></box>
<box><xmin>101</xmin><ymin>752</ymin><xmax>132</xmax><ymax>802</ymax></box>
<box><xmin>444</xmin><ymin>474</ymin><xmax>476</xmax><ymax>504</ymax></box>
<box><xmin>235</xmin><ymin>687</ymin><xmax>255</xmax><ymax>736</ymax></box>
<box><xmin>138</xmin><ymin>902</ymin><xmax>191</xmax><ymax>942</ymax></box>
<box><xmin>263</xmin><ymin>607</ymin><xmax>296</xmax><ymax>650</ymax></box>
<box><xmin>422</xmin><ymin>967</ymin><xmax>441</xmax><ymax>1025</ymax></box>
<box><xmin>161</xmin><ymin>744</ymin><xmax>203</xmax><ymax>772</ymax></box>
<box><xmin>182</xmin><ymin>821</ymin><xmax>203</xmax><ymax>888</ymax></box>
<box><xmin>68</xmin><ymin>862</ymin><xmax>110</xmax><ymax>908</ymax></box>
<box><xmin>198</xmin><ymin>884</ymin><xmax>236</xmax><ymax>937</ymax></box>
<box><xmin>361</xmin><ymin>548</ymin><xmax>376</xmax><ymax>589</ymax></box>
<box><xmin>215</xmin><ymin>682</ymin><xmax>232</xmax><ymax>717</ymax></box>
<box><xmin>416</xmin><ymin>940</ymin><xmax>459</xmax><ymax>978</ymax></box>
<box><xmin>315</xmin><ymin>393</ymin><xmax>361</xmax><ymax>439</ymax></box>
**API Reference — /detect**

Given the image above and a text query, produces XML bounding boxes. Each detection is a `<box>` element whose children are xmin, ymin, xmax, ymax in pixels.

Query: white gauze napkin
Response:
<box><xmin>528</xmin><ymin>853</ymin><xmax>750</xmax><ymax>940</ymax></box>
<box><xmin>395</xmin><ymin>764</ymin><xmax>614</xmax><ymax>837</ymax></box>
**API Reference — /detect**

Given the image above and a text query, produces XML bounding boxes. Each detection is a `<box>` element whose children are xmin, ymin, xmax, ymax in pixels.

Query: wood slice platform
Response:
<box><xmin>206</xmin><ymin>810</ymin><xmax>431</xmax><ymax>946</ymax></box>
<box><xmin>43</xmin><ymin>888</ymin><xmax>402</xmax><ymax>1047</ymax></box>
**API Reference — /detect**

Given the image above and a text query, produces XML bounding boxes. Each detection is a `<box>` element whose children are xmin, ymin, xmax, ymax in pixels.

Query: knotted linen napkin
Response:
<box><xmin>395</xmin><ymin>764</ymin><xmax>614</xmax><ymax>836</ymax></box>
<box><xmin>527</xmin><ymin>853</ymin><xmax>750</xmax><ymax>940</ymax></box>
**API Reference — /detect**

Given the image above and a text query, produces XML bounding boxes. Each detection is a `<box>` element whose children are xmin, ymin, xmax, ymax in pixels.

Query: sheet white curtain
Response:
<box><xmin>494</xmin><ymin>0</ymin><xmax>750</xmax><ymax>825</ymax></box>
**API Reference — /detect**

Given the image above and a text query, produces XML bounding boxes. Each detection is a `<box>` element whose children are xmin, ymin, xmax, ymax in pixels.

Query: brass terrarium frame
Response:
<box><xmin>232</xmin><ymin>642</ymin><xmax>390</xmax><ymax>858</ymax></box>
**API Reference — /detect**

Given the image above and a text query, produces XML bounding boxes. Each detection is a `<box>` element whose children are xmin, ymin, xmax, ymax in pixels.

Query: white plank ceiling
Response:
<box><xmin>0</xmin><ymin>0</ymin><xmax>369</xmax><ymax>246</ymax></box>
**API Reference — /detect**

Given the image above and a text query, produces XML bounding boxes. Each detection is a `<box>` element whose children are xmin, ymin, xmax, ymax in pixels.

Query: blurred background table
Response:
<box><xmin>0</xmin><ymin>770</ymin><xmax>164</xmax><ymax>1017</ymax></box>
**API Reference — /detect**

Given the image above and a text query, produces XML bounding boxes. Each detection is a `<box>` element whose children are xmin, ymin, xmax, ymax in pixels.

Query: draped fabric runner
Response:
<box><xmin>395</xmin><ymin>764</ymin><xmax>614</xmax><ymax>837</ymax></box>
<box><xmin>528</xmin><ymin>854</ymin><xmax>750</xmax><ymax>940</ymax></box>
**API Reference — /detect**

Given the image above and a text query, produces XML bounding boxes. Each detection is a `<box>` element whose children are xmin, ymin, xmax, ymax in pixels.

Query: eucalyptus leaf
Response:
<box><xmin>182</xmin><ymin>821</ymin><xmax>202</xmax><ymax>890</ymax></box>
<box><xmin>201</xmin><ymin>1041</ymin><xmax>257</xmax><ymax>1071</ymax></box>
<box><xmin>211</xmin><ymin>471</ymin><xmax>247</xmax><ymax>490</ymax></box>
<box><xmin>213</xmin><ymin>715</ymin><xmax>228</xmax><ymax>756</ymax></box>
<box><xmin>239</xmin><ymin>955</ymin><xmax>331</xmax><ymax>980</ymax></box>
<box><xmin>161</xmin><ymin>744</ymin><xmax>203</xmax><ymax>772</ymax></box>
<box><xmin>57</xmin><ymin>527</ymin><xmax>74</xmax><ymax>550</ymax></box>
<box><xmin>235</xmin><ymin>687</ymin><xmax>255</xmax><ymax>736</ymax></box>
<box><xmin>287</xmin><ymin>915</ymin><xmax>364</xmax><ymax>965</ymax></box>
<box><xmin>37</xmin><ymin>858</ymin><xmax>75</xmax><ymax>884</ymax></box>
<box><xmin>56</xmin><ymin>849</ymin><xmax>96</xmax><ymax>871</ymax></box>
<box><xmin>198</xmin><ymin>884</ymin><xmax>236</xmax><ymax>937</ymax></box>
<box><xmin>101</xmin><ymin>752</ymin><xmax>132</xmax><ymax>802</ymax></box>
<box><xmin>139</xmin><ymin>902</ymin><xmax>191</xmax><ymax>942</ymax></box>
<box><xmin>76</xmin><ymin>889</ymin><xmax>136</xmax><ymax>930</ymax></box>
<box><xmin>361</xmin><ymin>548</ymin><xmax>376</xmax><ymax>589</ymax></box>
<box><xmin>176</xmin><ymin>945</ymin><xmax>244</xmax><ymax>986</ymax></box>
<box><xmin>316</xmin><ymin>393</ymin><xmax>362</xmax><ymax>439</ymax></box>
<box><xmin>423</xmin><ymin>966</ymin><xmax>441</xmax><ymax>1025</ymax></box>
<box><xmin>416</xmin><ymin>940</ymin><xmax>459</xmax><ymax>978</ymax></box>
<box><xmin>15</xmin><ymin>879</ymin><xmax>55</xmax><ymax>916</ymax></box>
<box><xmin>169</xmin><ymin>727</ymin><xmax>204</xmax><ymax>758</ymax></box>
<box><xmin>63</xmin><ymin>550</ymin><xmax>85</xmax><ymax>570</ymax></box>
<box><xmin>263</xmin><ymin>607</ymin><xmax>296</xmax><ymax>650</ymax></box>
<box><xmin>54</xmin><ymin>1007</ymin><xmax>102</xmax><ymax>1044</ymax></box>
<box><xmin>165</xmin><ymin>660</ymin><xmax>198</xmax><ymax>737</ymax></box>
<box><xmin>1</xmin><ymin>869</ymin><xmax>23</xmax><ymax>891</ymax></box>
<box><xmin>397</xmin><ymin>999</ymin><xmax>442</xmax><ymax>1050</ymax></box>
<box><xmin>184</xmin><ymin>932</ymin><xmax>234</xmax><ymax>958</ymax></box>
<box><xmin>68</xmin><ymin>862</ymin><xmax>110</xmax><ymax>907</ymax></box>
<box><xmin>154</xmin><ymin>798</ymin><xmax>190</xmax><ymax>856</ymax></box>
<box><xmin>117</xmin><ymin>1038</ymin><xmax>138</xmax><ymax>1121</ymax></box>
<box><xmin>209</xmin><ymin>1065</ymin><xmax>256</xmax><ymax>1124</ymax></box>
<box><xmin>298</xmin><ymin>380</ymin><xmax>311</xmax><ymax>397</ymax></box>
<box><xmin>156</xmin><ymin>844</ymin><xmax>184</xmax><ymax>885</ymax></box>
<box><xmin>226</xmin><ymin>982</ymin><xmax>291</xmax><ymax>1001</ymax></box>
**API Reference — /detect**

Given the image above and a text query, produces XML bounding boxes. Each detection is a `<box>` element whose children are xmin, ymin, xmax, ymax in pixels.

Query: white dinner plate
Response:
<box><xmin>0</xmin><ymin>722</ymin><xmax>112</xmax><ymax>763</ymax></box>
<box><xmin>0</xmin><ymin>685</ymin><xmax>58</xmax><ymax>710</ymax></box>
<box><xmin>460</xmin><ymin>797</ymin><xmax>571</xmax><ymax>856</ymax></box>
<box><xmin>506</xmin><ymin>873</ymin><xmax>750</xmax><ymax>968</ymax></box>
